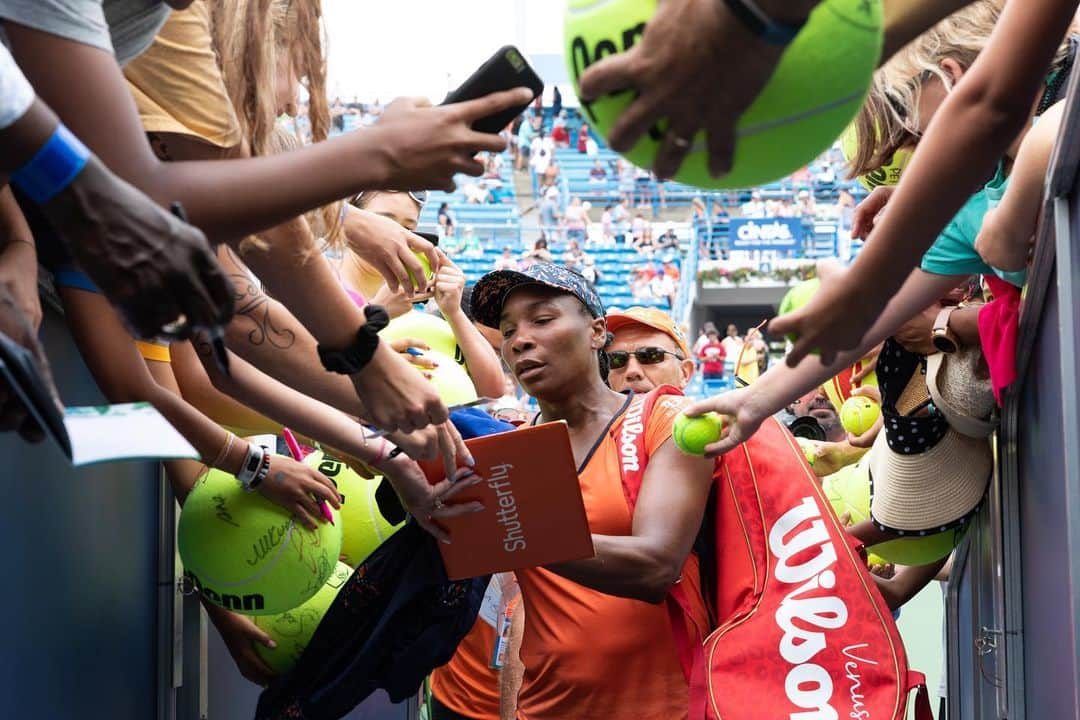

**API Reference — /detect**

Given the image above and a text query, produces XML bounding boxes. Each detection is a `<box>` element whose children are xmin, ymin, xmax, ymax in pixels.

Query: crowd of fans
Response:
<box><xmin>1</xmin><ymin>1</ymin><xmax>1074</xmax><ymax>720</ymax></box>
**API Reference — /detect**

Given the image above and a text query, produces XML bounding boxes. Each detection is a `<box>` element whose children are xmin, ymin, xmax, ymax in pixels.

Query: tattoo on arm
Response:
<box><xmin>225</xmin><ymin>247</ymin><xmax>296</xmax><ymax>350</ymax></box>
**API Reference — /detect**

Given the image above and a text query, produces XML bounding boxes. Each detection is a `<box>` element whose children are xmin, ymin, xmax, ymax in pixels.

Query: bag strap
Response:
<box><xmin>614</xmin><ymin>385</ymin><xmax>708</xmax><ymax>720</ymax></box>
<box><xmin>907</xmin><ymin>671</ymin><xmax>934</xmax><ymax>720</ymax></box>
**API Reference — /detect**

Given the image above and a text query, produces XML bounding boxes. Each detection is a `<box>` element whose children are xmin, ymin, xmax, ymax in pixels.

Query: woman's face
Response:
<box><xmin>275</xmin><ymin>47</ymin><xmax>300</xmax><ymax>117</ymax></box>
<box><xmin>361</xmin><ymin>192</ymin><xmax>421</xmax><ymax>230</ymax></box>
<box><xmin>499</xmin><ymin>288</ymin><xmax>604</xmax><ymax>398</ymax></box>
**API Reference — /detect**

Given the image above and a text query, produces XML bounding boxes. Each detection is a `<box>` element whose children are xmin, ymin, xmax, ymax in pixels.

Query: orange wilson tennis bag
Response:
<box><xmin>617</xmin><ymin>387</ymin><xmax>931</xmax><ymax>720</ymax></box>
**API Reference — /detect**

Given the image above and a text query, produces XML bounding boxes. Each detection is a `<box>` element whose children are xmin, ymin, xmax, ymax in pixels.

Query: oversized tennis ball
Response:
<box><xmin>303</xmin><ymin>451</ymin><xmax>403</xmax><ymax>568</ymax></box>
<box><xmin>380</xmin><ymin>311</ymin><xmax>464</xmax><ymax>367</ymax></box>
<box><xmin>407</xmin><ymin>251</ymin><xmax>434</xmax><ymax>291</ymax></box>
<box><xmin>254</xmin><ymin>561</ymin><xmax>353</xmax><ymax>675</ymax></box>
<box><xmin>823</xmin><ymin>459</ymin><xmax>963</xmax><ymax>567</ymax></box>
<box><xmin>179</xmin><ymin>466</ymin><xmax>343</xmax><ymax>616</ymax></box>
<box><xmin>840</xmin><ymin>396</ymin><xmax>881</xmax><ymax>436</ymax></box>
<box><xmin>565</xmin><ymin>0</ymin><xmax>883</xmax><ymax>188</ymax></box>
<box><xmin>672</xmin><ymin>412</ymin><xmax>726</xmax><ymax>455</ymax></box>
<box><xmin>839</xmin><ymin>122</ymin><xmax>913</xmax><ymax>189</ymax></box>
<box><xmin>421</xmin><ymin>349</ymin><xmax>479</xmax><ymax>406</ymax></box>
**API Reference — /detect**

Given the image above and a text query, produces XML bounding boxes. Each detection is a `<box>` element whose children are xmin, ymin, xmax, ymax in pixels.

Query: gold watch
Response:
<box><xmin>932</xmin><ymin>306</ymin><xmax>960</xmax><ymax>354</ymax></box>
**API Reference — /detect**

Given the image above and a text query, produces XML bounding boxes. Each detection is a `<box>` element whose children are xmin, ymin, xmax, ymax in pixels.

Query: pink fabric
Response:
<box><xmin>978</xmin><ymin>275</ymin><xmax>1021</xmax><ymax>405</ymax></box>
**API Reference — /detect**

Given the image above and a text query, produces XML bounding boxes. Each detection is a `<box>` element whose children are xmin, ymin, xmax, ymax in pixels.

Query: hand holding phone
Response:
<box><xmin>443</xmin><ymin>46</ymin><xmax>545</xmax><ymax>134</ymax></box>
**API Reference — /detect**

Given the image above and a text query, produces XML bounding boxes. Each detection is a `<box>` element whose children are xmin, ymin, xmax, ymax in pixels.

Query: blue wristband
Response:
<box><xmin>10</xmin><ymin>124</ymin><xmax>90</xmax><ymax>204</ymax></box>
<box><xmin>722</xmin><ymin>0</ymin><xmax>808</xmax><ymax>46</ymax></box>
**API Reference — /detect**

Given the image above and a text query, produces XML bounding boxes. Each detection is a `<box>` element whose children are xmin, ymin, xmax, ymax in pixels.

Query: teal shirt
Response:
<box><xmin>920</xmin><ymin>162</ymin><xmax>1028</xmax><ymax>287</ymax></box>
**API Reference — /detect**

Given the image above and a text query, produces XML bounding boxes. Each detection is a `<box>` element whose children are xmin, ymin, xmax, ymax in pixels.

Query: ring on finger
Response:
<box><xmin>670</xmin><ymin>134</ymin><xmax>692</xmax><ymax>149</ymax></box>
<box><xmin>433</xmin><ymin>498</ymin><xmax>445</xmax><ymax>510</ymax></box>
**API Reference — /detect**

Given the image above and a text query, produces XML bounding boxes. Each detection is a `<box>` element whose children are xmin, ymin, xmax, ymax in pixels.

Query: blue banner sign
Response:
<box><xmin>729</xmin><ymin>217</ymin><xmax>803</xmax><ymax>251</ymax></box>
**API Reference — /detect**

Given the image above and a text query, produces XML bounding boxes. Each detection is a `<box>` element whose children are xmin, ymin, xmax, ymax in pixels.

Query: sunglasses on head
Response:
<box><xmin>607</xmin><ymin>346</ymin><xmax>684</xmax><ymax>370</ymax></box>
<box><xmin>351</xmin><ymin>189</ymin><xmax>429</xmax><ymax>208</ymax></box>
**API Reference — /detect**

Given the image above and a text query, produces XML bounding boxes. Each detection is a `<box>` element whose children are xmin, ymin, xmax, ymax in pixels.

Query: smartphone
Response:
<box><xmin>0</xmin><ymin>331</ymin><xmax>71</xmax><ymax>458</ymax></box>
<box><xmin>442</xmin><ymin>45</ymin><xmax>544</xmax><ymax>134</ymax></box>
<box><xmin>415</xmin><ymin>231</ymin><xmax>440</xmax><ymax>247</ymax></box>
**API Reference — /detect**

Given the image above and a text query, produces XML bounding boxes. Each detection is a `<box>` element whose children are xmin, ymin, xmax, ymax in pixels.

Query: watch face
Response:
<box><xmin>932</xmin><ymin>334</ymin><xmax>958</xmax><ymax>354</ymax></box>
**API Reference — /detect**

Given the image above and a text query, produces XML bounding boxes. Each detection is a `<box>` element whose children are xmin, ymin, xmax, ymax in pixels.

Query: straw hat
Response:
<box><xmin>926</xmin><ymin>347</ymin><xmax>997</xmax><ymax>438</ymax></box>
<box><xmin>867</xmin><ymin>340</ymin><xmax>992</xmax><ymax>534</ymax></box>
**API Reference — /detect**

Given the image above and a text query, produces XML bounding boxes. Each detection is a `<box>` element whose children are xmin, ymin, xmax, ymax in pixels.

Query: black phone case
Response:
<box><xmin>0</xmin><ymin>331</ymin><xmax>71</xmax><ymax>457</ymax></box>
<box><xmin>442</xmin><ymin>45</ymin><xmax>544</xmax><ymax>134</ymax></box>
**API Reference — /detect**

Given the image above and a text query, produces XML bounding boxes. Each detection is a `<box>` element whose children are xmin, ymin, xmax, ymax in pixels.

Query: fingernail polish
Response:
<box><xmin>465</xmin><ymin>453</ymin><xmax>476</xmax><ymax>467</ymax></box>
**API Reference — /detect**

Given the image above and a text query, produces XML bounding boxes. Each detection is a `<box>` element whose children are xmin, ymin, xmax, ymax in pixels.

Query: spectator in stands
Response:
<box><xmin>656</xmin><ymin>225</ymin><xmax>680</xmax><ymax>252</ymax></box>
<box><xmin>776</xmin><ymin>197</ymin><xmax>796</xmax><ymax>218</ymax></box>
<box><xmin>600</xmin><ymin>203</ymin><xmax>617</xmax><ymax>247</ymax></box>
<box><xmin>710</xmin><ymin>199</ymin><xmax>729</xmax><ymax>223</ymax></box>
<box><xmin>563</xmin><ymin>238</ymin><xmax>586</xmax><ymax>271</ymax></box>
<box><xmin>460</xmin><ymin>225</ymin><xmax>483</xmax><ymax>258</ymax></box>
<box><xmin>564</xmin><ymin>196</ymin><xmax>589</xmax><ymax>243</ymax></box>
<box><xmin>720</xmin><ymin>323</ymin><xmax>743</xmax><ymax>359</ymax></box>
<box><xmin>522</xmin><ymin>237</ymin><xmax>554</xmax><ymax>267</ymax></box>
<box><xmin>581</xmin><ymin>256</ymin><xmax>602</xmax><ymax>286</ymax></box>
<box><xmin>463</xmin><ymin>180</ymin><xmax>492</xmax><ymax>205</ymax></box>
<box><xmin>539</xmin><ymin>186</ymin><xmax>562</xmax><ymax>240</ymax></box>
<box><xmin>631</xmin><ymin>268</ymin><xmax>654</xmax><ymax>301</ymax></box>
<box><xmin>631</xmin><ymin>212</ymin><xmax>653</xmax><ymax>255</ymax></box>
<box><xmin>542</xmin><ymin>158</ymin><xmax>561</xmax><ymax>192</ymax></box>
<box><xmin>437</xmin><ymin>202</ymin><xmax>455</xmax><ymax>239</ymax></box>
<box><xmin>735</xmin><ymin>326</ymin><xmax>764</xmax><ymax>384</ymax></box>
<box><xmin>651</xmin><ymin>269</ymin><xmax>676</xmax><ymax>309</ymax></box>
<box><xmin>530</xmin><ymin>144</ymin><xmax>551</xmax><ymax>183</ymax></box>
<box><xmin>605</xmin><ymin>307</ymin><xmax>695</xmax><ymax>395</ymax></box>
<box><xmin>589</xmin><ymin>159</ymin><xmax>608</xmax><ymax>182</ymax></box>
<box><xmin>551</xmin><ymin>117</ymin><xmax>571</xmax><ymax>148</ymax></box>
<box><xmin>584</xmin><ymin>133</ymin><xmax>599</xmax><ymax>156</ymax></box>
<box><xmin>634</xmin><ymin>165</ymin><xmax>653</xmax><ymax>208</ymax></box>
<box><xmin>516</xmin><ymin>112</ymin><xmax>535</xmax><ymax>171</ymax></box>
<box><xmin>577</xmin><ymin>124</ymin><xmax>591</xmax><ymax>153</ymax></box>
<box><xmin>662</xmin><ymin>257</ymin><xmax>681</xmax><ymax>281</ymax></box>
<box><xmin>484</xmin><ymin>152</ymin><xmax>503</xmax><ymax>179</ymax></box>
<box><xmin>693</xmin><ymin>322</ymin><xmax>718</xmax><ymax>355</ymax></box>
<box><xmin>797</xmin><ymin>189</ymin><xmax>817</xmax><ymax>218</ymax></box>
<box><xmin>741</xmin><ymin>190</ymin><xmax>766</xmax><ymax>218</ymax></box>
<box><xmin>495</xmin><ymin>246</ymin><xmax>519</xmax><ymax>272</ymax></box>
<box><xmin>697</xmin><ymin>330</ymin><xmax>727</xmax><ymax>381</ymax></box>
<box><xmin>551</xmin><ymin>85</ymin><xmax>563</xmax><ymax>119</ymax></box>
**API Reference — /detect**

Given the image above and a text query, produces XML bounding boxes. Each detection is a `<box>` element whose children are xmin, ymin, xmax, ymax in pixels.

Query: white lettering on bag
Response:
<box><xmin>768</xmin><ymin>496</ymin><xmax>849</xmax><ymax>720</ymax></box>
<box><xmin>620</xmin><ymin>400</ymin><xmax>646</xmax><ymax>474</ymax></box>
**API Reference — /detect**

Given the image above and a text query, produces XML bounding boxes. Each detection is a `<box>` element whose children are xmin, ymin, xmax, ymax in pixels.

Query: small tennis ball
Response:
<box><xmin>303</xmin><ymin>451</ymin><xmax>404</xmax><ymax>568</ymax></box>
<box><xmin>778</xmin><ymin>277</ymin><xmax>821</xmax><ymax>345</ymax></box>
<box><xmin>869</xmin><ymin>525</ymin><xmax>967</xmax><ymax>567</ymax></box>
<box><xmin>839</xmin><ymin>122</ymin><xmax>913</xmax><ymax>189</ymax></box>
<box><xmin>866</xmin><ymin>551</ymin><xmax>889</xmax><ymax>568</ymax></box>
<box><xmin>254</xmin><ymin>561</ymin><xmax>353</xmax><ymax>675</ymax></box>
<box><xmin>840</xmin><ymin>396</ymin><xmax>881</xmax><ymax>436</ymax></box>
<box><xmin>673</xmin><ymin>412</ymin><xmax>726</xmax><ymax>455</ymax></box>
<box><xmin>565</xmin><ymin>0</ymin><xmax>883</xmax><ymax>188</ymax></box>
<box><xmin>795</xmin><ymin>436</ymin><xmax>819</xmax><ymax>466</ymax></box>
<box><xmin>407</xmin><ymin>251</ymin><xmax>434</xmax><ymax>290</ymax></box>
<box><xmin>179</xmin><ymin>465</ymin><xmax>343</xmax><ymax>616</ymax></box>
<box><xmin>380</xmin><ymin>311</ymin><xmax>464</xmax><ymax>367</ymax></box>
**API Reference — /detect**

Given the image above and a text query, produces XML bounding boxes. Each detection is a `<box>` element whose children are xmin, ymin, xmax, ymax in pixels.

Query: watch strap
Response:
<box><xmin>721</xmin><ymin>0</ymin><xmax>808</xmax><ymax>46</ymax></box>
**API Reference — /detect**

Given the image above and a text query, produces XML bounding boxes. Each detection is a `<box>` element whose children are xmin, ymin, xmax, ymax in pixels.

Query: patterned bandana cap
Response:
<box><xmin>471</xmin><ymin>262</ymin><xmax>605</xmax><ymax>329</ymax></box>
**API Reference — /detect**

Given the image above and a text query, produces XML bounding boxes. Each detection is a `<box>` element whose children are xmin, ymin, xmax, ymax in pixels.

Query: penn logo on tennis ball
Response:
<box><xmin>186</xmin><ymin>571</ymin><xmax>266</xmax><ymax>613</ymax></box>
<box><xmin>567</xmin><ymin>22</ymin><xmax>664</xmax><ymax>143</ymax></box>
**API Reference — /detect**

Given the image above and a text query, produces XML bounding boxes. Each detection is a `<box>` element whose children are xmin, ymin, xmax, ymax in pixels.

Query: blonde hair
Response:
<box><xmin>212</xmin><ymin>0</ymin><xmax>343</xmax><ymax>248</ymax></box>
<box><xmin>847</xmin><ymin>0</ymin><xmax>1071</xmax><ymax>177</ymax></box>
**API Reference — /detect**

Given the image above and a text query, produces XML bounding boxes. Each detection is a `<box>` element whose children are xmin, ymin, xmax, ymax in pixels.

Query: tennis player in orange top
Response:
<box><xmin>469</xmin><ymin>266</ymin><xmax>713</xmax><ymax>720</ymax></box>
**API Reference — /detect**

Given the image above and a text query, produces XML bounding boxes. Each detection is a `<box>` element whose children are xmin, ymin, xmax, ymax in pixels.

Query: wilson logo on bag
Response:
<box><xmin>615</xmin><ymin>387</ymin><xmax>932</xmax><ymax>720</ymax></box>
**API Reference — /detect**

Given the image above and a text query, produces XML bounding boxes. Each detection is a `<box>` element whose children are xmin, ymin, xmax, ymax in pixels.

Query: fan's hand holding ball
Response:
<box><xmin>567</xmin><ymin>0</ymin><xmax>882</xmax><ymax>186</ymax></box>
<box><xmin>673</xmin><ymin>411</ymin><xmax>728</xmax><ymax>455</ymax></box>
<box><xmin>840</xmin><ymin>396</ymin><xmax>881</xmax><ymax>436</ymax></box>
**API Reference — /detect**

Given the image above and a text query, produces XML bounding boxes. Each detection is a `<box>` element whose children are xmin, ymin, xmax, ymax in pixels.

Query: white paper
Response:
<box><xmin>63</xmin><ymin>402</ymin><xmax>200</xmax><ymax>467</ymax></box>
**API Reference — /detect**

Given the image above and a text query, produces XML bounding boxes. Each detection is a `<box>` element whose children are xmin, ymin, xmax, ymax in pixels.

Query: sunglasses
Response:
<box><xmin>607</xmin><ymin>346</ymin><xmax>684</xmax><ymax>370</ymax></box>
<box><xmin>351</xmin><ymin>189</ymin><xmax>429</xmax><ymax>208</ymax></box>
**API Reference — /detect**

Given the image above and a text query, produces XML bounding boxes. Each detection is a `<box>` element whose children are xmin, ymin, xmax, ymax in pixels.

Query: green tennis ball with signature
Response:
<box><xmin>673</xmin><ymin>412</ymin><xmax>726</xmax><ymax>455</ymax></box>
<box><xmin>254</xmin><ymin>561</ymin><xmax>353</xmax><ymax>674</ymax></box>
<box><xmin>178</xmin><ymin>466</ymin><xmax>342</xmax><ymax>616</ymax></box>
<box><xmin>304</xmin><ymin>450</ymin><xmax>403</xmax><ymax>568</ymax></box>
